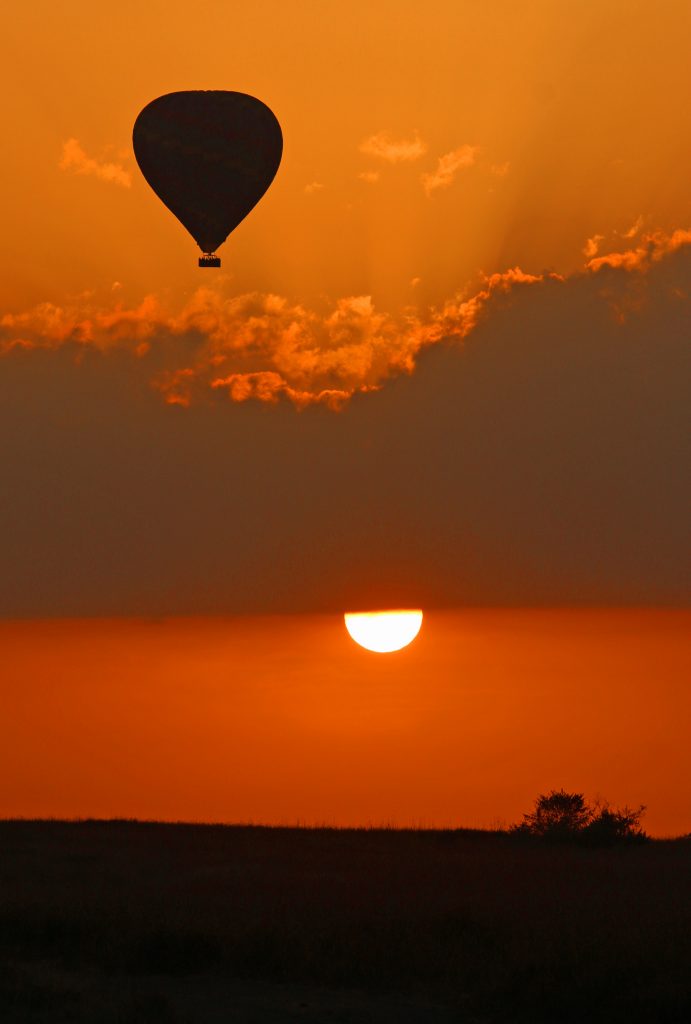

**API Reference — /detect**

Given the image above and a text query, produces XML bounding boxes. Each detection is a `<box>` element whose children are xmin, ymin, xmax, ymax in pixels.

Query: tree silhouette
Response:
<box><xmin>515</xmin><ymin>789</ymin><xmax>591</xmax><ymax>839</ymax></box>
<box><xmin>513</xmin><ymin>789</ymin><xmax>648</xmax><ymax>844</ymax></box>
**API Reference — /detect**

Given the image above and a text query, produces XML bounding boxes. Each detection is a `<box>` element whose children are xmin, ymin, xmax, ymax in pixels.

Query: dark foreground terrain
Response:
<box><xmin>1</xmin><ymin>821</ymin><xmax>690</xmax><ymax>1023</ymax></box>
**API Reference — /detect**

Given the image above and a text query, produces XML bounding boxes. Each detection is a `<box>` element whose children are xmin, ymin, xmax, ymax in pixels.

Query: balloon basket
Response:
<box><xmin>199</xmin><ymin>254</ymin><xmax>221</xmax><ymax>268</ymax></box>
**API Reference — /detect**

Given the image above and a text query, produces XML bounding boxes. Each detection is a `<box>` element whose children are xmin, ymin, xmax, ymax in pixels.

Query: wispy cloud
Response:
<box><xmin>421</xmin><ymin>145</ymin><xmax>478</xmax><ymax>195</ymax></box>
<box><xmin>59</xmin><ymin>138</ymin><xmax>131</xmax><ymax>188</ymax></box>
<box><xmin>358</xmin><ymin>170</ymin><xmax>380</xmax><ymax>184</ymax></box>
<box><xmin>583</xmin><ymin>234</ymin><xmax>605</xmax><ymax>258</ymax></box>
<box><xmin>620</xmin><ymin>215</ymin><xmax>643</xmax><ymax>239</ymax></box>
<box><xmin>584</xmin><ymin>218</ymin><xmax>648</xmax><ymax>261</ymax></box>
<box><xmin>586</xmin><ymin>228</ymin><xmax>691</xmax><ymax>273</ymax></box>
<box><xmin>359</xmin><ymin>131</ymin><xmax>427</xmax><ymax>163</ymax></box>
<box><xmin>304</xmin><ymin>181</ymin><xmax>325</xmax><ymax>195</ymax></box>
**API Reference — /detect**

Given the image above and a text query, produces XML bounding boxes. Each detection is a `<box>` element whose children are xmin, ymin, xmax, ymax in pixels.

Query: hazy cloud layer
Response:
<box><xmin>59</xmin><ymin>139</ymin><xmax>132</xmax><ymax>188</ymax></box>
<box><xmin>359</xmin><ymin>130</ymin><xmax>427</xmax><ymax>163</ymax></box>
<box><xmin>0</xmin><ymin>234</ymin><xmax>688</xmax><ymax>615</ymax></box>
<box><xmin>0</xmin><ymin>271</ymin><xmax>547</xmax><ymax>409</ymax></box>
<box><xmin>2</xmin><ymin>230</ymin><xmax>686</xmax><ymax>411</ymax></box>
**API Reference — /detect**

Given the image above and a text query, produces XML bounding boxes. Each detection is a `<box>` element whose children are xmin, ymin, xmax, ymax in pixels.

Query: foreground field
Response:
<box><xmin>1</xmin><ymin>821</ymin><xmax>689</xmax><ymax>1022</ymax></box>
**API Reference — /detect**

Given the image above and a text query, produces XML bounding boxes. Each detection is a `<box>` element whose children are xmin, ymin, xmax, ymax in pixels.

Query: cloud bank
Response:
<box><xmin>2</xmin><ymin>230</ymin><xmax>686</xmax><ymax>411</ymax></box>
<box><xmin>0</xmin><ymin>271</ymin><xmax>546</xmax><ymax>409</ymax></box>
<box><xmin>0</xmin><ymin>232</ymin><xmax>688</xmax><ymax>615</ymax></box>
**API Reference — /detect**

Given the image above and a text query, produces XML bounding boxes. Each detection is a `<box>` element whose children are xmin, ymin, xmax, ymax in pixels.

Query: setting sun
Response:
<box><xmin>344</xmin><ymin>609</ymin><xmax>423</xmax><ymax>653</ymax></box>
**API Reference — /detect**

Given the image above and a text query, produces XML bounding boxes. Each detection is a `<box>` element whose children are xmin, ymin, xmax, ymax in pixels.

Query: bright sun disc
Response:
<box><xmin>344</xmin><ymin>609</ymin><xmax>423</xmax><ymax>653</ymax></box>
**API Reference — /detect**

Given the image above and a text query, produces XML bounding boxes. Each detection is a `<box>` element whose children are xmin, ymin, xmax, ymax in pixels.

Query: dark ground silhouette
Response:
<box><xmin>1</xmin><ymin>819</ymin><xmax>690</xmax><ymax>1022</ymax></box>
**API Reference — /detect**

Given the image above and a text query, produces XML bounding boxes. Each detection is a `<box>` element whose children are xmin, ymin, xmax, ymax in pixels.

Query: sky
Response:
<box><xmin>0</xmin><ymin>2</ymin><xmax>689</xmax><ymax>828</ymax></box>
<box><xmin>0</xmin><ymin>0</ymin><xmax>688</xmax><ymax>614</ymax></box>
<box><xmin>3</xmin><ymin>610</ymin><xmax>690</xmax><ymax>836</ymax></box>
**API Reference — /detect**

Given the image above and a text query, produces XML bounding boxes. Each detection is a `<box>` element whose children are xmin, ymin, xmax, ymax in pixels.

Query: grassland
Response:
<box><xmin>1</xmin><ymin>820</ymin><xmax>690</xmax><ymax>1022</ymax></box>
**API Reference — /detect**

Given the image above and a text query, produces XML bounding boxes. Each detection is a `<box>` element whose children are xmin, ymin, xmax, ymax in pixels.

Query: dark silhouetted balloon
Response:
<box><xmin>133</xmin><ymin>91</ymin><xmax>282</xmax><ymax>267</ymax></box>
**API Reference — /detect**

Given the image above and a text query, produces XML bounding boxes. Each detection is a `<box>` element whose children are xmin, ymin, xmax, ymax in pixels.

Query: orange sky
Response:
<box><xmin>1</xmin><ymin>3</ymin><xmax>689</xmax><ymax>827</ymax></box>
<box><xmin>2</xmin><ymin>610</ymin><xmax>689</xmax><ymax>836</ymax></box>
<box><xmin>3</xmin><ymin>1</ymin><xmax>691</xmax><ymax>311</ymax></box>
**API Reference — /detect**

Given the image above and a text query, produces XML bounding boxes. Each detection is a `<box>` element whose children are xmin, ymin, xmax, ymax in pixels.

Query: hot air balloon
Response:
<box><xmin>133</xmin><ymin>91</ymin><xmax>282</xmax><ymax>267</ymax></box>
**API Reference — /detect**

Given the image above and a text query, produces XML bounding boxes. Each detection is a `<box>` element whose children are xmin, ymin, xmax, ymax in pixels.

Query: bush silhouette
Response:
<box><xmin>513</xmin><ymin>789</ymin><xmax>648</xmax><ymax>844</ymax></box>
<box><xmin>582</xmin><ymin>803</ymin><xmax>647</xmax><ymax>845</ymax></box>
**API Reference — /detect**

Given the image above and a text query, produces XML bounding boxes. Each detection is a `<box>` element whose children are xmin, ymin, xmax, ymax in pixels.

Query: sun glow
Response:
<box><xmin>344</xmin><ymin>609</ymin><xmax>423</xmax><ymax>653</ymax></box>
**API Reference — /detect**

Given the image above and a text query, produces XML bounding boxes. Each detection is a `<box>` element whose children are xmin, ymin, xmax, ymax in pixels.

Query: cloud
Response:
<box><xmin>2</xmin><ymin>229</ymin><xmax>688</xmax><ymax>413</ymax></box>
<box><xmin>304</xmin><ymin>181</ymin><xmax>325</xmax><ymax>194</ymax></box>
<box><xmin>59</xmin><ymin>138</ymin><xmax>131</xmax><ymax>188</ymax></box>
<box><xmin>621</xmin><ymin>215</ymin><xmax>643</xmax><ymax>239</ymax></box>
<box><xmin>0</xmin><ymin>293</ymin><xmax>163</xmax><ymax>353</ymax></box>
<box><xmin>583</xmin><ymin>234</ymin><xmax>604</xmax><ymax>258</ymax></box>
<box><xmin>210</xmin><ymin>371</ymin><xmax>353</xmax><ymax>411</ymax></box>
<box><xmin>0</xmin><ymin>271</ymin><xmax>548</xmax><ymax>409</ymax></box>
<box><xmin>0</xmin><ymin>237</ymin><xmax>688</xmax><ymax>617</ymax></box>
<box><xmin>586</xmin><ymin>227</ymin><xmax>691</xmax><ymax>273</ymax></box>
<box><xmin>358</xmin><ymin>170</ymin><xmax>380</xmax><ymax>183</ymax></box>
<box><xmin>359</xmin><ymin>131</ymin><xmax>427</xmax><ymax>163</ymax></box>
<box><xmin>583</xmin><ymin>218</ymin><xmax>646</xmax><ymax>260</ymax></box>
<box><xmin>422</xmin><ymin>145</ymin><xmax>479</xmax><ymax>195</ymax></box>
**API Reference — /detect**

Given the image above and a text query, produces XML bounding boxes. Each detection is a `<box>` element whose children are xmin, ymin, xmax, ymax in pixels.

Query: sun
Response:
<box><xmin>344</xmin><ymin>609</ymin><xmax>423</xmax><ymax>653</ymax></box>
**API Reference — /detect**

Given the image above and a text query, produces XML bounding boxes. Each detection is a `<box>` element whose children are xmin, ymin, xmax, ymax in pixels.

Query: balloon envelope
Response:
<box><xmin>133</xmin><ymin>91</ymin><xmax>282</xmax><ymax>255</ymax></box>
